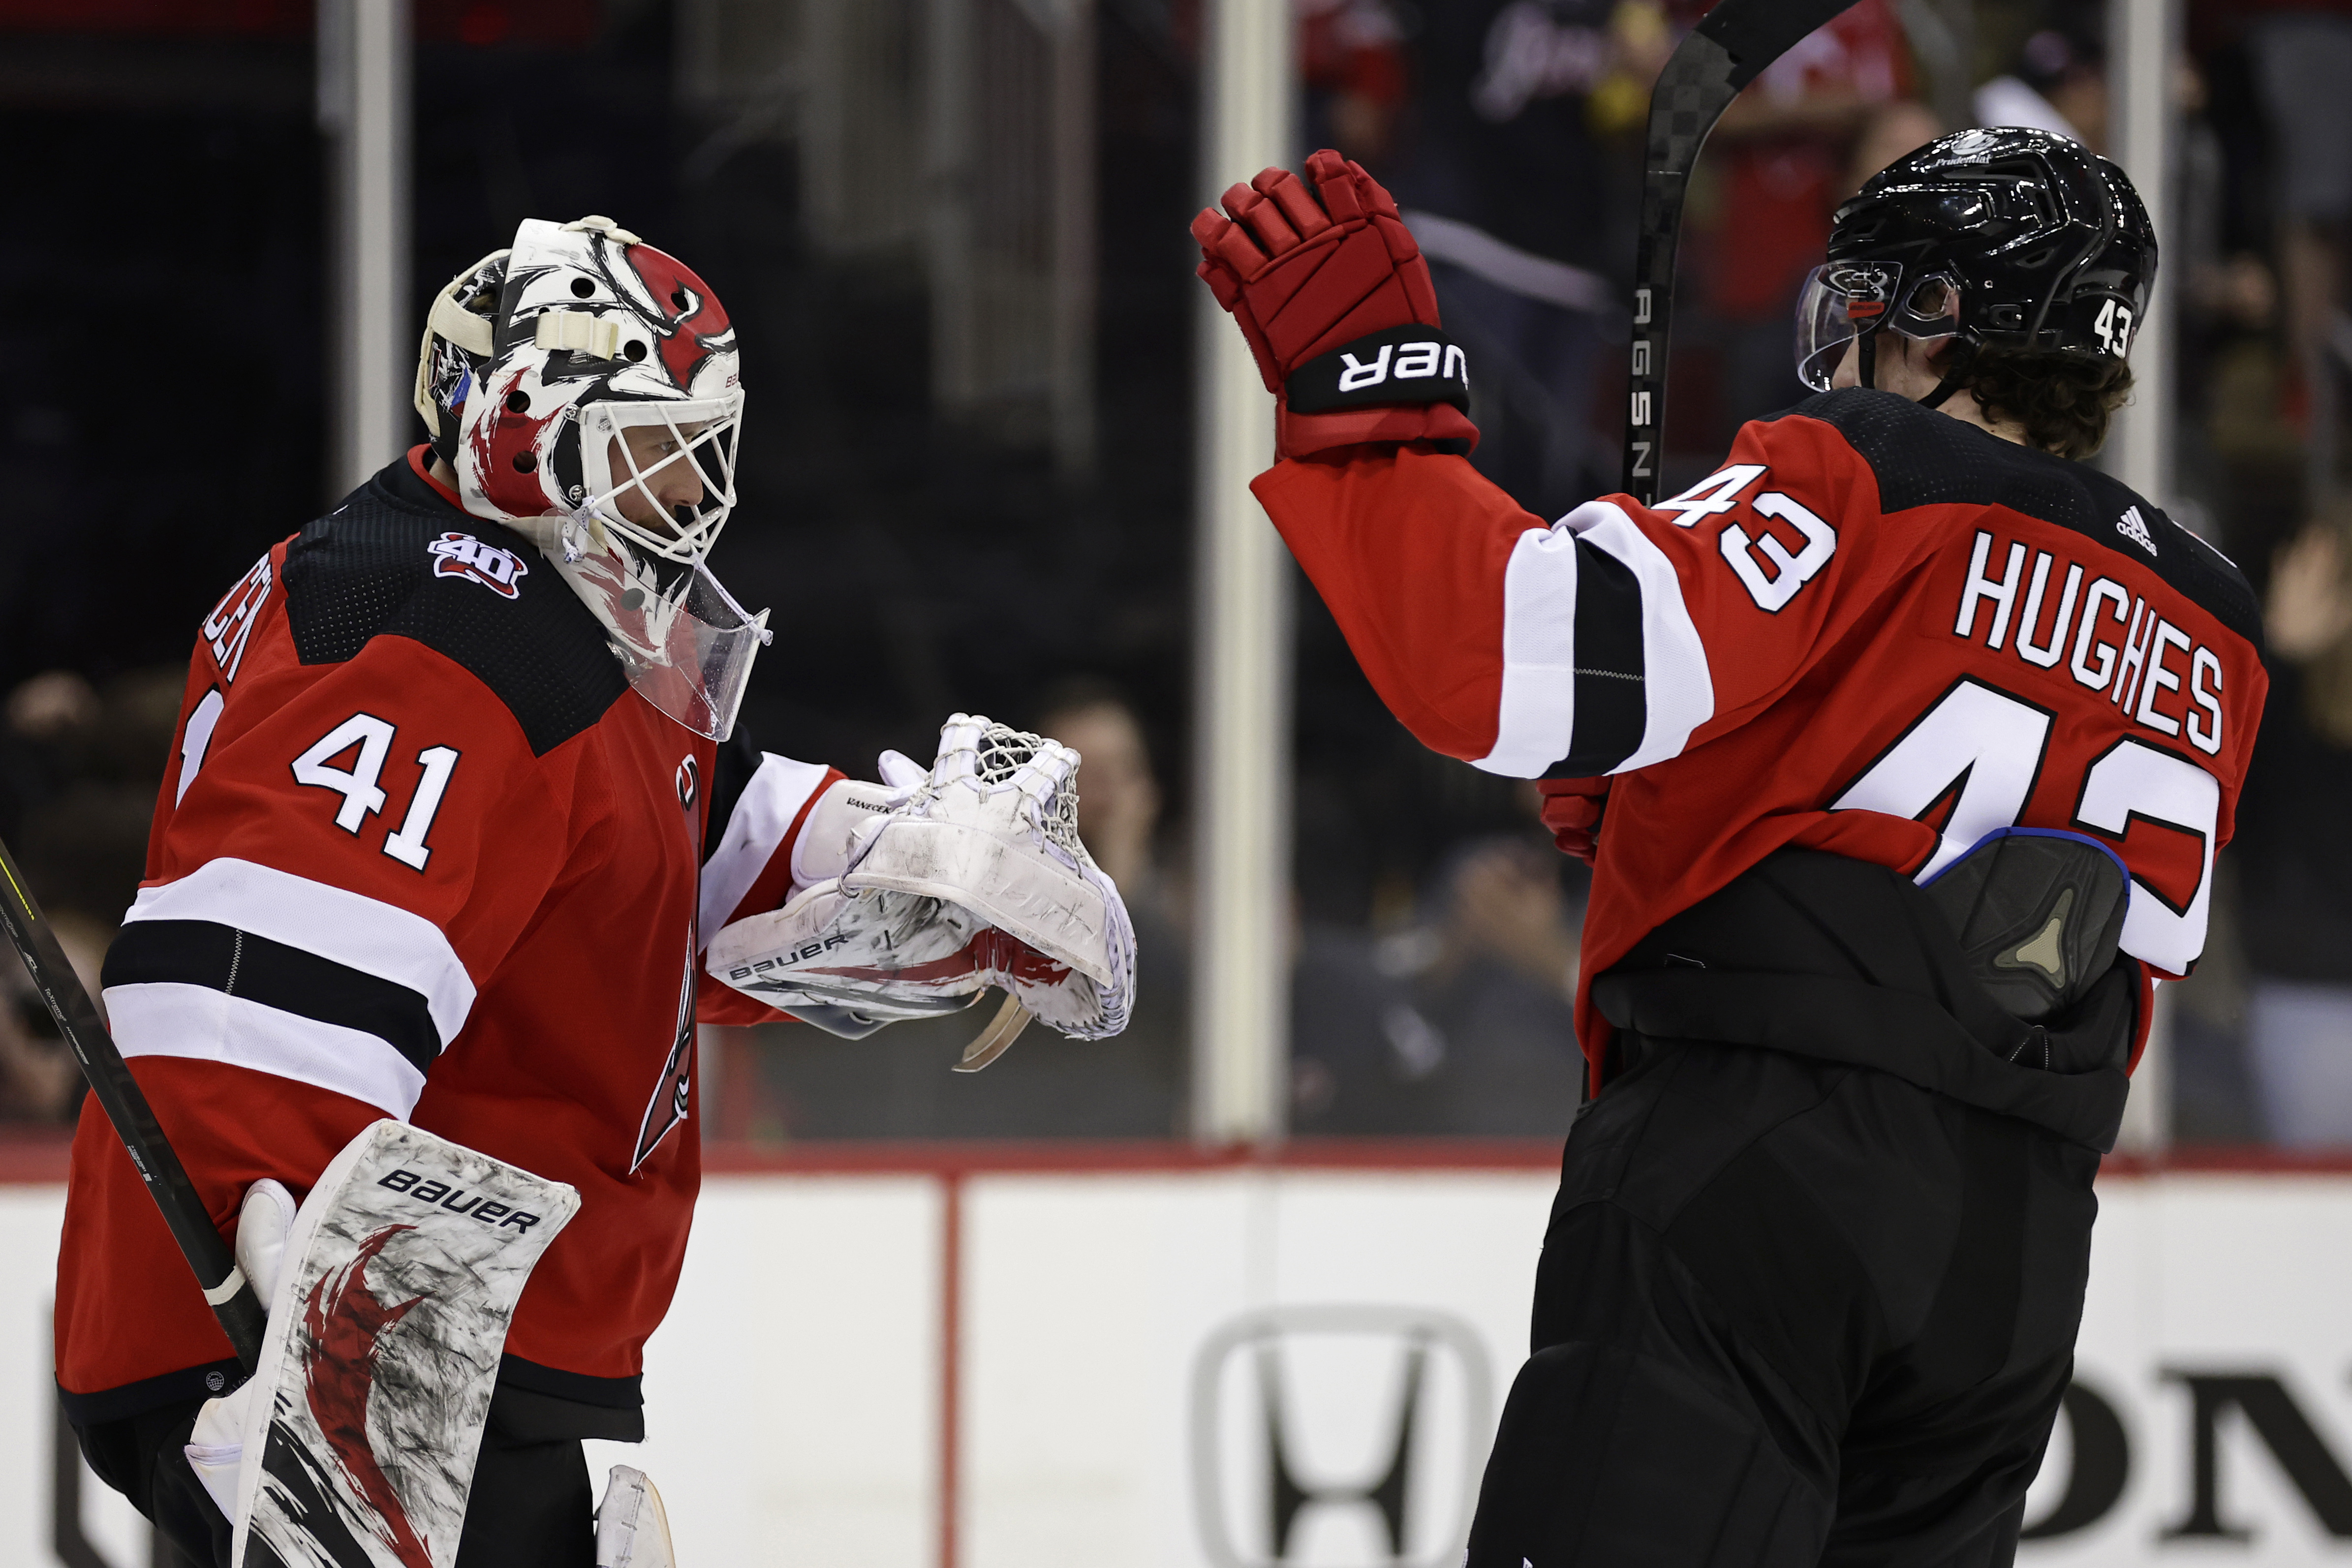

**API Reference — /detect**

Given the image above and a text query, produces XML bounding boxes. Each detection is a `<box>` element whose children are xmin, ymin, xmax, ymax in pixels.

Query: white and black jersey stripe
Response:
<box><xmin>697</xmin><ymin>751</ymin><xmax>832</xmax><ymax>942</ymax></box>
<box><xmin>101</xmin><ymin>858</ymin><xmax>474</xmax><ymax>1116</ymax></box>
<box><xmin>1476</xmin><ymin>500</ymin><xmax>1716</xmax><ymax>779</ymax></box>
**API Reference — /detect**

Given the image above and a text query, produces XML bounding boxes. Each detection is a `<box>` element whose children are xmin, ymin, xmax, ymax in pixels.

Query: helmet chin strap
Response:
<box><xmin>1915</xmin><ymin>338</ymin><xmax>1978</xmax><ymax>412</ymax></box>
<box><xmin>1862</xmin><ymin>328</ymin><xmax>1977</xmax><ymax>410</ymax></box>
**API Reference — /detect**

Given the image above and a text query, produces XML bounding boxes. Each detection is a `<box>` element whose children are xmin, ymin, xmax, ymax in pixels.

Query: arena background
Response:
<box><xmin>3</xmin><ymin>0</ymin><xmax>2348</xmax><ymax>1563</ymax></box>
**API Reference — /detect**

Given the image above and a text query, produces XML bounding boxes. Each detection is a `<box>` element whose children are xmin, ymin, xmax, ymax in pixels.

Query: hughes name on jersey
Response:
<box><xmin>1254</xmin><ymin>389</ymin><xmax>2265</xmax><ymax>1076</ymax></box>
<box><xmin>57</xmin><ymin>449</ymin><xmax>836</xmax><ymax>1424</ymax></box>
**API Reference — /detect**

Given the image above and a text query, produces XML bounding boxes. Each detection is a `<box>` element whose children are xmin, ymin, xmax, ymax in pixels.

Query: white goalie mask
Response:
<box><xmin>414</xmin><ymin>215</ymin><xmax>768</xmax><ymax>738</ymax></box>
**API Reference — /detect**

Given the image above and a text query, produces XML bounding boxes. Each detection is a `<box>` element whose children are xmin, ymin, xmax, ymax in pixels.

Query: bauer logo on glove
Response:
<box><xmin>1285</xmin><ymin>325</ymin><xmax>1470</xmax><ymax>416</ymax></box>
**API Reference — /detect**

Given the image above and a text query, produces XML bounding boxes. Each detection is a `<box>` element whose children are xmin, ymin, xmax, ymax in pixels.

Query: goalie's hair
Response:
<box><xmin>1958</xmin><ymin>345</ymin><xmax>2135</xmax><ymax>462</ymax></box>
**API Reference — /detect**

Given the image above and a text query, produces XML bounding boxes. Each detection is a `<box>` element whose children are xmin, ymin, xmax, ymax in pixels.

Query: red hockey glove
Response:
<box><xmin>1192</xmin><ymin>149</ymin><xmax>1481</xmax><ymax>460</ymax></box>
<box><xmin>1537</xmin><ymin>777</ymin><xmax>1611</xmax><ymax>865</ymax></box>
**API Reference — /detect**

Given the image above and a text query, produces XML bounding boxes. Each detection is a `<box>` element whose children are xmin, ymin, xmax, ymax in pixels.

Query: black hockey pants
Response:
<box><xmin>82</xmin><ymin>1378</ymin><xmax>602</xmax><ymax>1567</ymax></box>
<box><xmin>1468</xmin><ymin>849</ymin><xmax>2129</xmax><ymax>1568</ymax></box>
<box><xmin>1465</xmin><ymin>1038</ymin><xmax>2099</xmax><ymax>1567</ymax></box>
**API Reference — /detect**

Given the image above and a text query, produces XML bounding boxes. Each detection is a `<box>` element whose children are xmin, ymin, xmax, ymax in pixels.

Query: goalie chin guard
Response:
<box><xmin>542</xmin><ymin>504</ymin><xmax>770</xmax><ymax>741</ymax></box>
<box><xmin>707</xmin><ymin>714</ymin><xmax>1137</xmax><ymax>1068</ymax></box>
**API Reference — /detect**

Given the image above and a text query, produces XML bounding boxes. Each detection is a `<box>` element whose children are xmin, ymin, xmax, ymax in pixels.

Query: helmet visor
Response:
<box><xmin>1794</xmin><ymin>263</ymin><xmax>1964</xmax><ymax>390</ymax></box>
<box><xmin>551</xmin><ymin>512</ymin><xmax>771</xmax><ymax>740</ymax></box>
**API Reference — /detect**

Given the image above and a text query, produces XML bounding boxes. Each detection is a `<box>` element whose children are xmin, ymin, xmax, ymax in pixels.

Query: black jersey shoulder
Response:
<box><xmin>1774</xmin><ymin>388</ymin><xmax>2261</xmax><ymax>646</ymax></box>
<box><xmin>282</xmin><ymin>455</ymin><xmax>628</xmax><ymax>755</ymax></box>
<box><xmin>702</xmin><ymin>727</ymin><xmax>763</xmax><ymax>866</ymax></box>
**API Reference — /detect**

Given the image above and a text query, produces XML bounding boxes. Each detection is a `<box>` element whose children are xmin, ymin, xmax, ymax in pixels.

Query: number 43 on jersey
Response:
<box><xmin>1835</xmin><ymin>676</ymin><xmax>2217</xmax><ymax>976</ymax></box>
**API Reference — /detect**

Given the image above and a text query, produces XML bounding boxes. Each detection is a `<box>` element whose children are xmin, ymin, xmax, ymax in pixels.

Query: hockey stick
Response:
<box><xmin>0</xmin><ymin>833</ymin><xmax>266</xmax><ymax>1374</ymax></box>
<box><xmin>1622</xmin><ymin>0</ymin><xmax>1866</xmax><ymax>505</ymax></box>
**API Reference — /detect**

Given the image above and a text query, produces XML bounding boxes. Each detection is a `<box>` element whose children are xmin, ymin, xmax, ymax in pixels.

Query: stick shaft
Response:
<box><xmin>1621</xmin><ymin>0</ymin><xmax>1866</xmax><ymax>505</ymax></box>
<box><xmin>0</xmin><ymin>835</ymin><xmax>264</xmax><ymax>1373</ymax></box>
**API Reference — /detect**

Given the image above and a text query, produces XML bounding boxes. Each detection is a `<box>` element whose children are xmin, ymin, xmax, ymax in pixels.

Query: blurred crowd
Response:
<box><xmin>3</xmin><ymin>0</ymin><xmax>2349</xmax><ymax>1146</ymax></box>
<box><xmin>0</xmin><ymin>667</ymin><xmax>180</xmax><ymax>1129</ymax></box>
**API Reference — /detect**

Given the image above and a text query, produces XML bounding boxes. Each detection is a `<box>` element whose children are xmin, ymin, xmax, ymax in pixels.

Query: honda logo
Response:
<box><xmin>1191</xmin><ymin>1304</ymin><xmax>1493</xmax><ymax>1568</ymax></box>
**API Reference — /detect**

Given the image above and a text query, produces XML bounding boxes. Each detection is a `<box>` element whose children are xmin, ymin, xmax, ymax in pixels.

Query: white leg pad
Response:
<box><xmin>211</xmin><ymin>1119</ymin><xmax>579</xmax><ymax>1568</ymax></box>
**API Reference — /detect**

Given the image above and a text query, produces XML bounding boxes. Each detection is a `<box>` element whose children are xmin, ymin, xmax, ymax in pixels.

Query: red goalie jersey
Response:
<box><xmin>56</xmin><ymin>450</ymin><xmax>837</xmax><ymax>1425</ymax></box>
<box><xmin>1254</xmin><ymin>389</ymin><xmax>2266</xmax><ymax>1079</ymax></box>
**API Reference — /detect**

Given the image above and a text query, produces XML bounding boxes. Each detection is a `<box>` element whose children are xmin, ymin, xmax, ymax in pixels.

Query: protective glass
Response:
<box><xmin>1794</xmin><ymin>263</ymin><xmax>1964</xmax><ymax>390</ymax></box>
<box><xmin>573</xmin><ymin>393</ymin><xmax>744</xmax><ymax>563</ymax></box>
<box><xmin>551</xmin><ymin>509</ymin><xmax>772</xmax><ymax>740</ymax></box>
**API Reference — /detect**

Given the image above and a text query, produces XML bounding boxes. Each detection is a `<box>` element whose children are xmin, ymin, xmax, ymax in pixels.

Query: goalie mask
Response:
<box><xmin>413</xmin><ymin>216</ymin><xmax>767</xmax><ymax>739</ymax></box>
<box><xmin>1795</xmin><ymin>126</ymin><xmax>2156</xmax><ymax>401</ymax></box>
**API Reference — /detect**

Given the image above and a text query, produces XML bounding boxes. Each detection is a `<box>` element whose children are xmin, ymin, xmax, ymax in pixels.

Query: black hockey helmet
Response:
<box><xmin>1795</xmin><ymin>126</ymin><xmax>2156</xmax><ymax>401</ymax></box>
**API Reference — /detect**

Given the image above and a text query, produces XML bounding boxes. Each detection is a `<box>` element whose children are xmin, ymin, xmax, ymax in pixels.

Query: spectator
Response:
<box><xmin>0</xmin><ymin>670</ymin><xmax>99</xmax><ymax>848</ymax></box>
<box><xmin>0</xmin><ymin>667</ymin><xmax>179</xmax><ymax>1127</ymax></box>
<box><xmin>1382</xmin><ymin>0</ymin><xmax>1637</xmax><ymax>520</ymax></box>
<box><xmin>1975</xmin><ymin>10</ymin><xmax>2108</xmax><ymax>149</ymax></box>
<box><xmin>1407</xmin><ymin>833</ymin><xmax>1586</xmax><ymax>1134</ymax></box>
<box><xmin>1299</xmin><ymin>0</ymin><xmax>1410</xmax><ymax>165</ymax></box>
<box><xmin>13</xmin><ymin>669</ymin><xmax>183</xmax><ymax>927</ymax></box>
<box><xmin>1686</xmin><ymin>0</ymin><xmax>1935</xmax><ymax>453</ymax></box>
<box><xmin>2234</xmin><ymin>523</ymin><xmax>2352</xmax><ymax>1145</ymax></box>
<box><xmin>1289</xmin><ymin>921</ymin><xmax>1432</xmax><ymax>1135</ymax></box>
<box><xmin>1293</xmin><ymin>820</ymin><xmax>1588</xmax><ymax>1138</ymax></box>
<box><xmin>0</xmin><ymin>939</ymin><xmax>83</xmax><ymax>1126</ymax></box>
<box><xmin>2244</xmin><ymin>0</ymin><xmax>2352</xmax><ymax>482</ymax></box>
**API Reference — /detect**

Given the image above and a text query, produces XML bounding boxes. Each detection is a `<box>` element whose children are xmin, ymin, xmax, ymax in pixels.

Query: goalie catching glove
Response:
<box><xmin>707</xmin><ymin>714</ymin><xmax>1135</xmax><ymax>1052</ymax></box>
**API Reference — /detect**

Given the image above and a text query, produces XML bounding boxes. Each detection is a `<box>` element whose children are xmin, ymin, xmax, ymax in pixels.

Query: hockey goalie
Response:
<box><xmin>54</xmin><ymin>216</ymin><xmax>1132</xmax><ymax>1568</ymax></box>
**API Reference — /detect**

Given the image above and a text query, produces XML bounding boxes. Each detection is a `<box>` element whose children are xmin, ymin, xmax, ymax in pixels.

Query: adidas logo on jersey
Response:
<box><xmin>429</xmin><ymin>531</ymin><xmax>530</xmax><ymax>598</ymax></box>
<box><xmin>2116</xmin><ymin>506</ymin><xmax>2157</xmax><ymax>557</ymax></box>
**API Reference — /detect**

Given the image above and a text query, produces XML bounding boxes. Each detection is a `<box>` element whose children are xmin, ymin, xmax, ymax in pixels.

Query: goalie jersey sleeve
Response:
<box><xmin>1251</xmin><ymin>389</ymin><xmax>2267</xmax><ymax>1067</ymax></box>
<box><xmin>56</xmin><ymin>449</ymin><xmax>837</xmax><ymax>1417</ymax></box>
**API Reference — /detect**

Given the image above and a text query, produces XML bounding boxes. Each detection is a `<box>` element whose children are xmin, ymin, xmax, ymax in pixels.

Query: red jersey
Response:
<box><xmin>1253</xmin><ymin>390</ymin><xmax>2266</xmax><ymax>1076</ymax></box>
<box><xmin>57</xmin><ymin>449</ymin><xmax>838</xmax><ymax>1423</ymax></box>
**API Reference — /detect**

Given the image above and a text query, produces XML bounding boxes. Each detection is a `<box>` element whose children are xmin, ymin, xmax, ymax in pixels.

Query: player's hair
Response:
<box><xmin>1957</xmin><ymin>346</ymin><xmax>2135</xmax><ymax>461</ymax></box>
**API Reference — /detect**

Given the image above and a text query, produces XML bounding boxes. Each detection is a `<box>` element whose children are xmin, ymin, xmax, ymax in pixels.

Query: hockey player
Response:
<box><xmin>55</xmin><ymin>216</ymin><xmax>1130</xmax><ymax>1567</ymax></box>
<box><xmin>1195</xmin><ymin>132</ymin><xmax>2262</xmax><ymax>1563</ymax></box>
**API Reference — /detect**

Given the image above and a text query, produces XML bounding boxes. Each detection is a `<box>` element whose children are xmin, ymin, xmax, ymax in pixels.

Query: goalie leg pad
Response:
<box><xmin>211</xmin><ymin>1119</ymin><xmax>580</xmax><ymax>1568</ymax></box>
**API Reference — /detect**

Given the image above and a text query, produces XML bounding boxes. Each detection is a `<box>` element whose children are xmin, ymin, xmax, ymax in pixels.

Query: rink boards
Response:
<box><xmin>7</xmin><ymin>1143</ymin><xmax>2352</xmax><ymax>1567</ymax></box>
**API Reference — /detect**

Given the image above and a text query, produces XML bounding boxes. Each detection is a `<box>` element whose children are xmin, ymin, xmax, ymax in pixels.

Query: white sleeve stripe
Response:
<box><xmin>122</xmin><ymin>858</ymin><xmax>475</xmax><ymax>1045</ymax></box>
<box><xmin>1569</xmin><ymin>500</ymin><xmax>1716</xmax><ymax>771</ymax></box>
<box><xmin>699</xmin><ymin>753</ymin><xmax>833</xmax><ymax>942</ymax></box>
<box><xmin>104</xmin><ymin>982</ymin><xmax>427</xmax><ymax>1118</ymax></box>
<box><xmin>1475</xmin><ymin>526</ymin><xmax>1583</xmax><ymax>777</ymax></box>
